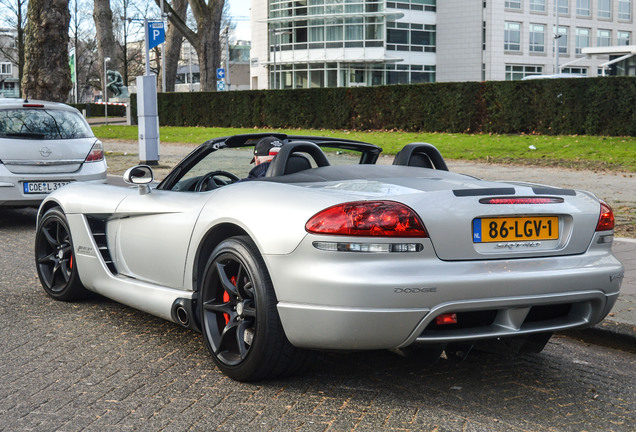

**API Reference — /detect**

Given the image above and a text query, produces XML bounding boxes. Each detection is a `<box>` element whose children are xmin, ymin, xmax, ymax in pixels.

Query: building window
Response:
<box><xmin>504</xmin><ymin>22</ymin><xmax>521</xmax><ymax>51</ymax></box>
<box><xmin>505</xmin><ymin>0</ymin><xmax>522</xmax><ymax>9</ymax></box>
<box><xmin>618</xmin><ymin>0</ymin><xmax>632</xmax><ymax>19</ymax></box>
<box><xmin>617</xmin><ymin>31</ymin><xmax>631</xmax><ymax>45</ymax></box>
<box><xmin>529</xmin><ymin>24</ymin><xmax>546</xmax><ymax>52</ymax></box>
<box><xmin>575</xmin><ymin>27</ymin><xmax>590</xmax><ymax>53</ymax></box>
<box><xmin>285</xmin><ymin>63</ymin><xmax>435</xmax><ymax>88</ymax></box>
<box><xmin>387</xmin><ymin>0</ymin><xmax>436</xmax><ymax>12</ymax></box>
<box><xmin>0</xmin><ymin>63</ymin><xmax>11</xmax><ymax>75</ymax></box>
<box><xmin>562</xmin><ymin>66</ymin><xmax>588</xmax><ymax>74</ymax></box>
<box><xmin>598</xmin><ymin>0</ymin><xmax>612</xmax><ymax>18</ymax></box>
<box><xmin>530</xmin><ymin>0</ymin><xmax>546</xmax><ymax>11</ymax></box>
<box><xmin>387</xmin><ymin>22</ymin><xmax>436</xmax><ymax>52</ymax></box>
<box><xmin>556</xmin><ymin>0</ymin><xmax>569</xmax><ymax>14</ymax></box>
<box><xmin>597</xmin><ymin>29</ymin><xmax>611</xmax><ymax>46</ymax></box>
<box><xmin>576</xmin><ymin>0</ymin><xmax>591</xmax><ymax>15</ymax></box>
<box><xmin>556</xmin><ymin>26</ymin><xmax>569</xmax><ymax>54</ymax></box>
<box><xmin>505</xmin><ymin>64</ymin><xmax>543</xmax><ymax>80</ymax></box>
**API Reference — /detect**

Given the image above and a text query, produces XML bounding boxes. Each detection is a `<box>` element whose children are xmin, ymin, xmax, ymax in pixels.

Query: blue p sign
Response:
<box><xmin>148</xmin><ymin>21</ymin><xmax>165</xmax><ymax>49</ymax></box>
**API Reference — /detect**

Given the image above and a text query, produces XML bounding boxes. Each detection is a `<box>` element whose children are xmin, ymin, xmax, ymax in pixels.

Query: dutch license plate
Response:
<box><xmin>23</xmin><ymin>181</ymin><xmax>71</xmax><ymax>194</ymax></box>
<box><xmin>473</xmin><ymin>216</ymin><xmax>559</xmax><ymax>243</ymax></box>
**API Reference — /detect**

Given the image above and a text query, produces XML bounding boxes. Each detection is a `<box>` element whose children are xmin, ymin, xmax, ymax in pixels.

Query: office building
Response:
<box><xmin>249</xmin><ymin>0</ymin><xmax>634</xmax><ymax>89</ymax></box>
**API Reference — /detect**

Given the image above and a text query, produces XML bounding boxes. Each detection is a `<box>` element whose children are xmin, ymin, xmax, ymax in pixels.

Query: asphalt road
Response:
<box><xmin>1</xmin><ymin>207</ymin><xmax>634</xmax><ymax>431</ymax></box>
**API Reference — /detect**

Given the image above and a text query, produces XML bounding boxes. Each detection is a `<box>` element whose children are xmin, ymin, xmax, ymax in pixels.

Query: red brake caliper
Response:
<box><xmin>223</xmin><ymin>276</ymin><xmax>236</xmax><ymax>325</ymax></box>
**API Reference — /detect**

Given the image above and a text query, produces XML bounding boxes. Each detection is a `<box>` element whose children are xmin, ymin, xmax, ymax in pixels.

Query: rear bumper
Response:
<box><xmin>0</xmin><ymin>162</ymin><xmax>107</xmax><ymax>206</ymax></box>
<box><xmin>269</xmin><ymin>235</ymin><xmax>623</xmax><ymax>350</ymax></box>
<box><xmin>277</xmin><ymin>291</ymin><xmax>618</xmax><ymax>350</ymax></box>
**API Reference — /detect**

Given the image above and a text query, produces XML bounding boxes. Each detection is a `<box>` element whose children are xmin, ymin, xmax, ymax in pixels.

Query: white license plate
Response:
<box><xmin>23</xmin><ymin>181</ymin><xmax>71</xmax><ymax>194</ymax></box>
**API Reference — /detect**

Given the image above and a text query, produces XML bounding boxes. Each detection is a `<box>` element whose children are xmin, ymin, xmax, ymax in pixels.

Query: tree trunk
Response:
<box><xmin>194</xmin><ymin>1</ymin><xmax>223</xmax><ymax>92</ymax></box>
<box><xmin>157</xmin><ymin>0</ymin><xmax>225</xmax><ymax>92</ymax></box>
<box><xmin>163</xmin><ymin>0</ymin><xmax>188</xmax><ymax>92</ymax></box>
<box><xmin>22</xmin><ymin>0</ymin><xmax>72</xmax><ymax>101</ymax></box>
<box><xmin>16</xmin><ymin>0</ymin><xmax>25</xmax><ymax>97</ymax></box>
<box><xmin>93</xmin><ymin>0</ymin><xmax>118</xmax><ymax>99</ymax></box>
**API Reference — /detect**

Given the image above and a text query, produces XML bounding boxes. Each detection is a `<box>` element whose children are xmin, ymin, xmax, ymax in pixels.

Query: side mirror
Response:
<box><xmin>123</xmin><ymin>165</ymin><xmax>154</xmax><ymax>195</ymax></box>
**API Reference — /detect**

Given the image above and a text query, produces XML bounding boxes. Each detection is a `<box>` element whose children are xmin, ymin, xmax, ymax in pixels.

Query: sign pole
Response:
<box><xmin>144</xmin><ymin>18</ymin><xmax>150</xmax><ymax>76</ymax></box>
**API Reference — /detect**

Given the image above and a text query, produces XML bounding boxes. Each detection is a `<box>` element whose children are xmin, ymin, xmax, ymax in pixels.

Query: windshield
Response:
<box><xmin>0</xmin><ymin>108</ymin><xmax>93</xmax><ymax>139</ymax></box>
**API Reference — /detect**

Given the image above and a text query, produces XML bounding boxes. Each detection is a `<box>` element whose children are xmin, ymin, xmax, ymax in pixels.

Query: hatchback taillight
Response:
<box><xmin>85</xmin><ymin>142</ymin><xmax>104</xmax><ymax>162</ymax></box>
<box><xmin>306</xmin><ymin>201</ymin><xmax>428</xmax><ymax>237</ymax></box>
<box><xmin>596</xmin><ymin>201</ymin><xmax>615</xmax><ymax>232</ymax></box>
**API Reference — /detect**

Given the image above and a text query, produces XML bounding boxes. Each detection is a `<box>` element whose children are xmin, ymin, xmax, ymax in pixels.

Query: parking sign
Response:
<box><xmin>148</xmin><ymin>21</ymin><xmax>165</xmax><ymax>49</ymax></box>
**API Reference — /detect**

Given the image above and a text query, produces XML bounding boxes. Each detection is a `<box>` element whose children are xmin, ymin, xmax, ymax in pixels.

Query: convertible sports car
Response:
<box><xmin>35</xmin><ymin>133</ymin><xmax>624</xmax><ymax>381</ymax></box>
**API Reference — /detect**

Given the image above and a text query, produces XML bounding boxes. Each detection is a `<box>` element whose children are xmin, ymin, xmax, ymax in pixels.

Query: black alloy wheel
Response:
<box><xmin>200</xmin><ymin>236</ymin><xmax>310</xmax><ymax>381</ymax></box>
<box><xmin>35</xmin><ymin>207</ymin><xmax>86</xmax><ymax>301</ymax></box>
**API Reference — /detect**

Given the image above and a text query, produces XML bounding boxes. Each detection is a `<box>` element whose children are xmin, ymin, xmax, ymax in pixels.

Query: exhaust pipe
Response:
<box><xmin>176</xmin><ymin>306</ymin><xmax>189</xmax><ymax>326</ymax></box>
<box><xmin>171</xmin><ymin>298</ymin><xmax>199</xmax><ymax>331</ymax></box>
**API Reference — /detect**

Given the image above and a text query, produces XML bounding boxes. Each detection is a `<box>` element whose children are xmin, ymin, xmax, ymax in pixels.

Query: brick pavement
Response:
<box><xmin>1</xmin><ymin>208</ymin><xmax>635</xmax><ymax>431</ymax></box>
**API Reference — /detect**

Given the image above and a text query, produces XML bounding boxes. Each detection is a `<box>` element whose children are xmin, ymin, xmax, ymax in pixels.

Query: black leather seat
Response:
<box><xmin>392</xmin><ymin>143</ymin><xmax>448</xmax><ymax>171</ymax></box>
<box><xmin>266</xmin><ymin>141</ymin><xmax>330</xmax><ymax>177</ymax></box>
<box><xmin>284</xmin><ymin>154</ymin><xmax>312</xmax><ymax>175</ymax></box>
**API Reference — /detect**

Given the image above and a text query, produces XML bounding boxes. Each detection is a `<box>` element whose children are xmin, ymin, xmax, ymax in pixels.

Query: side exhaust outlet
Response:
<box><xmin>176</xmin><ymin>306</ymin><xmax>189</xmax><ymax>326</ymax></box>
<box><xmin>171</xmin><ymin>298</ymin><xmax>199</xmax><ymax>331</ymax></box>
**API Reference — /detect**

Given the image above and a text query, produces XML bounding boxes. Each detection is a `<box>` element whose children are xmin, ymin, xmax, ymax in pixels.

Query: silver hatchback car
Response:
<box><xmin>0</xmin><ymin>98</ymin><xmax>107</xmax><ymax>207</ymax></box>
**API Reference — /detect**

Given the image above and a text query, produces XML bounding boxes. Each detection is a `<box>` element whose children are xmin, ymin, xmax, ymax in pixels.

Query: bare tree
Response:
<box><xmin>0</xmin><ymin>0</ymin><xmax>27</xmax><ymax>96</ymax></box>
<box><xmin>162</xmin><ymin>0</ymin><xmax>188</xmax><ymax>92</ymax></box>
<box><xmin>93</xmin><ymin>0</ymin><xmax>118</xmax><ymax>99</ymax></box>
<box><xmin>22</xmin><ymin>0</ymin><xmax>72</xmax><ymax>101</ymax></box>
<box><xmin>156</xmin><ymin>0</ymin><xmax>225</xmax><ymax>92</ymax></box>
<box><xmin>69</xmin><ymin>0</ymin><xmax>95</xmax><ymax>102</ymax></box>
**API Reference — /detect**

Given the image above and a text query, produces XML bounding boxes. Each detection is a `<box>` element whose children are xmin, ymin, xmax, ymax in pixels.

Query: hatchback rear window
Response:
<box><xmin>0</xmin><ymin>108</ymin><xmax>93</xmax><ymax>139</ymax></box>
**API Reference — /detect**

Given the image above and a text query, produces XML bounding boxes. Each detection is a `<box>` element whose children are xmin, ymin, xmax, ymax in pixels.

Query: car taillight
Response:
<box><xmin>306</xmin><ymin>201</ymin><xmax>428</xmax><ymax>237</ymax></box>
<box><xmin>85</xmin><ymin>142</ymin><xmax>104</xmax><ymax>162</ymax></box>
<box><xmin>596</xmin><ymin>201</ymin><xmax>615</xmax><ymax>232</ymax></box>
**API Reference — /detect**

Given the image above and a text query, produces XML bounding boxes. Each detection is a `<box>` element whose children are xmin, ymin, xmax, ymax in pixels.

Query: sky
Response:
<box><xmin>228</xmin><ymin>0</ymin><xmax>251</xmax><ymax>41</ymax></box>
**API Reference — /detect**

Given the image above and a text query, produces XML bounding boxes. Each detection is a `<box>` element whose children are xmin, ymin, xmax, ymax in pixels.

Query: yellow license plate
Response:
<box><xmin>473</xmin><ymin>216</ymin><xmax>559</xmax><ymax>243</ymax></box>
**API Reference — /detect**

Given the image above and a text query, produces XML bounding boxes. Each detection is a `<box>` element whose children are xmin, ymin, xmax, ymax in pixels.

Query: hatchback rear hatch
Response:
<box><xmin>0</xmin><ymin>106</ymin><xmax>97</xmax><ymax>174</ymax></box>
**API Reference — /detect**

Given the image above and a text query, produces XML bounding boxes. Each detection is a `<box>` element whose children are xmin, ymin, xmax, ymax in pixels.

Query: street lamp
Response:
<box><xmin>104</xmin><ymin>57</ymin><xmax>110</xmax><ymax>125</ymax></box>
<box><xmin>554</xmin><ymin>0</ymin><xmax>561</xmax><ymax>74</ymax></box>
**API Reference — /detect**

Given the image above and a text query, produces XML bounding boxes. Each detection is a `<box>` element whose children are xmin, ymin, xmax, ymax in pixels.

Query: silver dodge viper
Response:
<box><xmin>34</xmin><ymin>133</ymin><xmax>624</xmax><ymax>381</ymax></box>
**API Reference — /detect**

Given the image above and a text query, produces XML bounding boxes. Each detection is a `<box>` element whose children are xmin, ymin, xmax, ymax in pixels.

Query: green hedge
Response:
<box><xmin>130</xmin><ymin>77</ymin><xmax>635</xmax><ymax>136</ymax></box>
<box><xmin>70</xmin><ymin>103</ymin><xmax>127</xmax><ymax>118</ymax></box>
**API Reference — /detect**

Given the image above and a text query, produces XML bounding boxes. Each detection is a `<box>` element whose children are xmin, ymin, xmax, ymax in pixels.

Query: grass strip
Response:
<box><xmin>93</xmin><ymin>125</ymin><xmax>636</xmax><ymax>172</ymax></box>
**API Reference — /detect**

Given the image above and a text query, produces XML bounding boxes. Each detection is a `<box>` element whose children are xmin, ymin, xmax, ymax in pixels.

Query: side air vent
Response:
<box><xmin>86</xmin><ymin>216</ymin><xmax>118</xmax><ymax>274</ymax></box>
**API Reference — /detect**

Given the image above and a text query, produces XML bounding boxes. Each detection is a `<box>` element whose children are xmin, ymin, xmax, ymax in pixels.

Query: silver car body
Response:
<box><xmin>0</xmin><ymin>98</ymin><xmax>107</xmax><ymax>206</ymax></box>
<box><xmin>37</xmin><ymin>134</ymin><xmax>623</xmax><ymax>352</ymax></box>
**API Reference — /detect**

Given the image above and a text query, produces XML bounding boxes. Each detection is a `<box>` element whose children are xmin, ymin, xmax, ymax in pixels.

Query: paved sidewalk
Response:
<box><xmin>588</xmin><ymin>238</ymin><xmax>636</xmax><ymax>342</ymax></box>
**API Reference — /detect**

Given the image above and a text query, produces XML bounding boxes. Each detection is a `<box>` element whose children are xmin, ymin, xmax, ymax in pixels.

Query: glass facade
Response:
<box><xmin>267</xmin><ymin>0</ymin><xmax>436</xmax><ymax>88</ymax></box>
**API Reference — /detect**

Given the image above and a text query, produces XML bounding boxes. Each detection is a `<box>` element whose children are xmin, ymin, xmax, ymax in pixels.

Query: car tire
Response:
<box><xmin>35</xmin><ymin>207</ymin><xmax>87</xmax><ymax>301</ymax></box>
<box><xmin>200</xmin><ymin>235</ymin><xmax>311</xmax><ymax>381</ymax></box>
